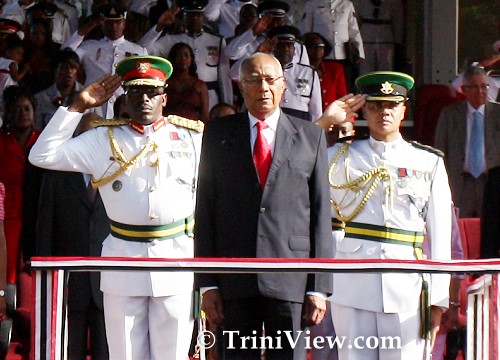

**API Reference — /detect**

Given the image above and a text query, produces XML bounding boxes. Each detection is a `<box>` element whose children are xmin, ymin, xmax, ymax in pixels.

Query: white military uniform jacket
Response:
<box><xmin>139</xmin><ymin>28</ymin><xmax>233</xmax><ymax>110</ymax></box>
<box><xmin>224</xmin><ymin>28</ymin><xmax>310</xmax><ymax>65</ymax></box>
<box><xmin>63</xmin><ymin>34</ymin><xmax>148</xmax><ymax>119</ymax></box>
<box><xmin>204</xmin><ymin>0</ymin><xmax>256</xmax><ymax>39</ymax></box>
<box><xmin>29</xmin><ymin>107</ymin><xmax>203</xmax><ymax>297</ymax></box>
<box><xmin>281</xmin><ymin>62</ymin><xmax>322</xmax><ymax>122</ymax></box>
<box><xmin>328</xmin><ymin>135</ymin><xmax>451</xmax><ymax>313</ymax></box>
<box><xmin>301</xmin><ymin>0</ymin><xmax>365</xmax><ymax>60</ymax></box>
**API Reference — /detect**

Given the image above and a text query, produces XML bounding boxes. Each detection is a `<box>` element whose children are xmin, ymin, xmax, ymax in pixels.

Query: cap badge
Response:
<box><xmin>380</xmin><ymin>81</ymin><xmax>395</xmax><ymax>94</ymax></box>
<box><xmin>110</xmin><ymin>7</ymin><xmax>117</xmax><ymax>15</ymax></box>
<box><xmin>137</xmin><ymin>61</ymin><xmax>151</xmax><ymax>74</ymax></box>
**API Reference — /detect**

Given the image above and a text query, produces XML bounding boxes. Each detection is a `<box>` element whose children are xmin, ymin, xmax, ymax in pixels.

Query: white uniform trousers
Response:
<box><xmin>331</xmin><ymin>303</ymin><xmax>424</xmax><ymax>360</ymax></box>
<box><xmin>359</xmin><ymin>43</ymin><xmax>395</xmax><ymax>73</ymax></box>
<box><xmin>104</xmin><ymin>292</ymin><xmax>194</xmax><ymax>360</ymax></box>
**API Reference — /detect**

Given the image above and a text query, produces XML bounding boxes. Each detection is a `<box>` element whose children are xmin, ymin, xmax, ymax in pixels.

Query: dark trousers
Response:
<box><xmin>68</xmin><ymin>300</ymin><xmax>108</xmax><ymax>360</ymax></box>
<box><xmin>221</xmin><ymin>296</ymin><xmax>306</xmax><ymax>360</ymax></box>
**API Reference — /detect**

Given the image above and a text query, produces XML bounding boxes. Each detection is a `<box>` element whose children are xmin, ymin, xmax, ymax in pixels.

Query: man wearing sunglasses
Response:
<box><xmin>29</xmin><ymin>55</ymin><xmax>204</xmax><ymax>360</ymax></box>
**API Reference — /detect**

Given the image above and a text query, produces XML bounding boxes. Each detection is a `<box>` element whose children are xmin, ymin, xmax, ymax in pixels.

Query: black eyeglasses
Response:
<box><xmin>125</xmin><ymin>87</ymin><xmax>164</xmax><ymax>98</ymax></box>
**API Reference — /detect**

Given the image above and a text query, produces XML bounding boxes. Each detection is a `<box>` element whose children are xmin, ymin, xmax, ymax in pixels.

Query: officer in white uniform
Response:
<box><xmin>62</xmin><ymin>3</ymin><xmax>147</xmax><ymax>119</ymax></box>
<box><xmin>204</xmin><ymin>0</ymin><xmax>256</xmax><ymax>39</ymax></box>
<box><xmin>326</xmin><ymin>72</ymin><xmax>452</xmax><ymax>360</ymax></box>
<box><xmin>300</xmin><ymin>0</ymin><xmax>364</xmax><ymax>61</ymax></box>
<box><xmin>352</xmin><ymin>0</ymin><xmax>403</xmax><ymax>73</ymax></box>
<box><xmin>139</xmin><ymin>0</ymin><xmax>233</xmax><ymax>110</ymax></box>
<box><xmin>269</xmin><ymin>25</ymin><xmax>322</xmax><ymax>122</ymax></box>
<box><xmin>29</xmin><ymin>56</ymin><xmax>204</xmax><ymax>360</ymax></box>
<box><xmin>224</xmin><ymin>0</ymin><xmax>310</xmax><ymax>65</ymax></box>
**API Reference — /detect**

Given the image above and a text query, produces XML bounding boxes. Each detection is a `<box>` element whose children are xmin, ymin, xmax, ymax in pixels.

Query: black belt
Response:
<box><xmin>282</xmin><ymin>107</ymin><xmax>311</xmax><ymax>121</ymax></box>
<box><xmin>110</xmin><ymin>216</ymin><xmax>194</xmax><ymax>242</ymax></box>
<box><xmin>331</xmin><ymin>218</ymin><xmax>424</xmax><ymax>248</ymax></box>
<box><xmin>206</xmin><ymin>81</ymin><xmax>219</xmax><ymax>91</ymax></box>
<box><xmin>360</xmin><ymin>18</ymin><xmax>392</xmax><ymax>25</ymax></box>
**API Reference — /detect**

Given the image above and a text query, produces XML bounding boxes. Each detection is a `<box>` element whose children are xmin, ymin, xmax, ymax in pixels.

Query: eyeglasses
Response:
<box><xmin>125</xmin><ymin>87</ymin><xmax>164</xmax><ymax>98</ymax></box>
<box><xmin>241</xmin><ymin>76</ymin><xmax>284</xmax><ymax>87</ymax></box>
<box><xmin>463</xmin><ymin>84</ymin><xmax>489</xmax><ymax>91</ymax></box>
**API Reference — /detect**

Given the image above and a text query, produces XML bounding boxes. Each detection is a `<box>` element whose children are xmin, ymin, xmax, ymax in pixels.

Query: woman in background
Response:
<box><xmin>165</xmin><ymin>42</ymin><xmax>209</xmax><ymax>123</ymax></box>
<box><xmin>0</xmin><ymin>86</ymin><xmax>39</xmax><ymax>286</ymax></box>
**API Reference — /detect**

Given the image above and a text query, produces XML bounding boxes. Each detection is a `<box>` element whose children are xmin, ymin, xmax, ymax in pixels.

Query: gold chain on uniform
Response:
<box><xmin>91</xmin><ymin>127</ymin><xmax>158</xmax><ymax>188</ymax></box>
<box><xmin>328</xmin><ymin>143</ymin><xmax>391</xmax><ymax>224</ymax></box>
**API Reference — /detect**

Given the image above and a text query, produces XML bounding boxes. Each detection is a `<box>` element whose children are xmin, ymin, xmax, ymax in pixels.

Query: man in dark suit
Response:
<box><xmin>481</xmin><ymin>165</ymin><xmax>500</xmax><ymax>258</ymax></box>
<box><xmin>435</xmin><ymin>65</ymin><xmax>500</xmax><ymax>218</ymax></box>
<box><xmin>35</xmin><ymin>115</ymin><xmax>109</xmax><ymax>360</ymax></box>
<box><xmin>194</xmin><ymin>52</ymin><xmax>334</xmax><ymax>360</ymax></box>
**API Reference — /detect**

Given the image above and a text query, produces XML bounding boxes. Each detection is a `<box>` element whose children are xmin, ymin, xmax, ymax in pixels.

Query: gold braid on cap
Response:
<box><xmin>328</xmin><ymin>143</ymin><xmax>391</xmax><ymax>225</ymax></box>
<box><xmin>91</xmin><ymin>127</ymin><xmax>157</xmax><ymax>188</ymax></box>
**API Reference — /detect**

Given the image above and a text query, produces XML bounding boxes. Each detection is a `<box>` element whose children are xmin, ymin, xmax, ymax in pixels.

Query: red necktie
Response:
<box><xmin>253</xmin><ymin>120</ymin><xmax>272</xmax><ymax>189</ymax></box>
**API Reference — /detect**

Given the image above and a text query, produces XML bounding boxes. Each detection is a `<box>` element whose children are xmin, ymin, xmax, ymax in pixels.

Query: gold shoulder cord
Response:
<box><xmin>91</xmin><ymin>127</ymin><xmax>157</xmax><ymax>188</ymax></box>
<box><xmin>328</xmin><ymin>143</ymin><xmax>391</xmax><ymax>224</ymax></box>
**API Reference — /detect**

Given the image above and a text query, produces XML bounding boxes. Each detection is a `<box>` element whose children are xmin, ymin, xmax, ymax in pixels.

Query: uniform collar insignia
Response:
<box><xmin>130</xmin><ymin>118</ymin><xmax>165</xmax><ymax>135</ymax></box>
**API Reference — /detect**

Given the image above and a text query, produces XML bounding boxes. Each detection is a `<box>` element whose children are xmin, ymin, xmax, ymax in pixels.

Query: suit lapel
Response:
<box><xmin>229</xmin><ymin>113</ymin><xmax>259</xmax><ymax>183</ymax></box>
<box><xmin>70</xmin><ymin>173</ymin><xmax>93</xmax><ymax>209</ymax></box>
<box><xmin>266</xmin><ymin>112</ymin><xmax>296</xmax><ymax>186</ymax></box>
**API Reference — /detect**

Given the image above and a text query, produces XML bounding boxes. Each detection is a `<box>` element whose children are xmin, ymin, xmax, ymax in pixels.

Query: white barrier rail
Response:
<box><xmin>29</xmin><ymin>257</ymin><xmax>500</xmax><ymax>360</ymax></box>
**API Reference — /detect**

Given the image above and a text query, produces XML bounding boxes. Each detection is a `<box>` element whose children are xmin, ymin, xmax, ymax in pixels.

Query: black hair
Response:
<box><xmin>1</xmin><ymin>85</ymin><xmax>36</xmax><ymax>131</ymax></box>
<box><xmin>55</xmin><ymin>48</ymin><xmax>80</xmax><ymax>68</ymax></box>
<box><xmin>300</xmin><ymin>32</ymin><xmax>333</xmax><ymax>58</ymax></box>
<box><xmin>168</xmin><ymin>42</ymin><xmax>198</xmax><ymax>77</ymax></box>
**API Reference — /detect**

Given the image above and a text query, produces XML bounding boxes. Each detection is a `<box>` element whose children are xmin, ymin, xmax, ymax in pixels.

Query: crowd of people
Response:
<box><xmin>0</xmin><ymin>0</ymin><xmax>495</xmax><ymax>360</ymax></box>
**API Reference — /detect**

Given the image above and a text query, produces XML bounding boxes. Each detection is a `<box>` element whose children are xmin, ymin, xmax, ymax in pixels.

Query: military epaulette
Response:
<box><xmin>91</xmin><ymin>117</ymin><xmax>130</xmax><ymax>128</ymax></box>
<box><xmin>336</xmin><ymin>134</ymin><xmax>369</xmax><ymax>144</ymax></box>
<box><xmin>166</xmin><ymin>115</ymin><xmax>204</xmax><ymax>133</ymax></box>
<box><xmin>409</xmin><ymin>141</ymin><xmax>444</xmax><ymax>157</ymax></box>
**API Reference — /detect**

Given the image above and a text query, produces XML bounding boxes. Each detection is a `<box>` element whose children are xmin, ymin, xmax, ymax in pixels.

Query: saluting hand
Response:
<box><xmin>68</xmin><ymin>74</ymin><xmax>122</xmax><ymax>113</ymax></box>
<box><xmin>157</xmin><ymin>6</ymin><xmax>180</xmax><ymax>31</ymax></box>
<box><xmin>253</xmin><ymin>13</ymin><xmax>273</xmax><ymax>36</ymax></box>
<box><xmin>315</xmin><ymin>94</ymin><xmax>366</xmax><ymax>131</ymax></box>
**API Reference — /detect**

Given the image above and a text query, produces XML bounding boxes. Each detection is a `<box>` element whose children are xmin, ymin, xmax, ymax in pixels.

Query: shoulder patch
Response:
<box><xmin>91</xmin><ymin>118</ymin><xmax>130</xmax><ymax>128</ymax></box>
<box><xmin>166</xmin><ymin>115</ymin><xmax>204</xmax><ymax>133</ymax></box>
<box><xmin>409</xmin><ymin>141</ymin><xmax>444</xmax><ymax>157</ymax></box>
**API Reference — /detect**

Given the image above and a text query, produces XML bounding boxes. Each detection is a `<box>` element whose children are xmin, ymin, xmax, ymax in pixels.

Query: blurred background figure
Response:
<box><xmin>21</xmin><ymin>17</ymin><xmax>61</xmax><ymax>93</ymax></box>
<box><xmin>352</xmin><ymin>0</ymin><xmax>404</xmax><ymax>73</ymax></box>
<box><xmin>0</xmin><ymin>33</ymin><xmax>29</xmax><ymax>117</ymax></box>
<box><xmin>302</xmin><ymin>32</ymin><xmax>347</xmax><ymax>111</ymax></box>
<box><xmin>165</xmin><ymin>42</ymin><xmax>209</xmax><ymax>123</ymax></box>
<box><xmin>208</xmin><ymin>102</ymin><xmax>235</xmax><ymax>120</ymax></box>
<box><xmin>0</xmin><ymin>85</ymin><xmax>39</xmax><ymax>287</ymax></box>
<box><xmin>204</xmin><ymin>0</ymin><xmax>256</xmax><ymax>39</ymax></box>
<box><xmin>300</xmin><ymin>0</ymin><xmax>364</xmax><ymax>91</ymax></box>
<box><xmin>34</xmin><ymin>48</ymin><xmax>82</xmax><ymax>130</ymax></box>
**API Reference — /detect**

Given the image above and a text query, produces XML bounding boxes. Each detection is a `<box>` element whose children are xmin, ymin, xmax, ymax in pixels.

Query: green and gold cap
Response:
<box><xmin>115</xmin><ymin>56</ymin><xmax>173</xmax><ymax>87</ymax></box>
<box><xmin>355</xmin><ymin>71</ymin><xmax>414</xmax><ymax>102</ymax></box>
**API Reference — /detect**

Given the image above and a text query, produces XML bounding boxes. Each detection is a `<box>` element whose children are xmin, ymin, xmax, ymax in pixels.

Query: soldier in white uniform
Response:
<box><xmin>324</xmin><ymin>72</ymin><xmax>452</xmax><ymax>359</ymax></box>
<box><xmin>29</xmin><ymin>56</ymin><xmax>203</xmax><ymax>360</ymax></box>
<box><xmin>269</xmin><ymin>25</ymin><xmax>322</xmax><ymax>122</ymax></box>
<box><xmin>300</xmin><ymin>0</ymin><xmax>364</xmax><ymax>62</ymax></box>
<box><xmin>204</xmin><ymin>0</ymin><xmax>256</xmax><ymax>39</ymax></box>
<box><xmin>139</xmin><ymin>0</ymin><xmax>233</xmax><ymax>110</ymax></box>
<box><xmin>352</xmin><ymin>0</ymin><xmax>404</xmax><ymax>73</ymax></box>
<box><xmin>224</xmin><ymin>0</ymin><xmax>310</xmax><ymax>66</ymax></box>
<box><xmin>62</xmin><ymin>3</ymin><xmax>147</xmax><ymax>119</ymax></box>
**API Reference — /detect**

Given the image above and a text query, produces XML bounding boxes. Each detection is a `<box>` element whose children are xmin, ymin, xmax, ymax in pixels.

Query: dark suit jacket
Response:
<box><xmin>35</xmin><ymin>170</ymin><xmax>109</xmax><ymax>310</ymax></box>
<box><xmin>434</xmin><ymin>100</ymin><xmax>500</xmax><ymax>204</ymax></box>
<box><xmin>194</xmin><ymin>111</ymin><xmax>333</xmax><ymax>304</ymax></box>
